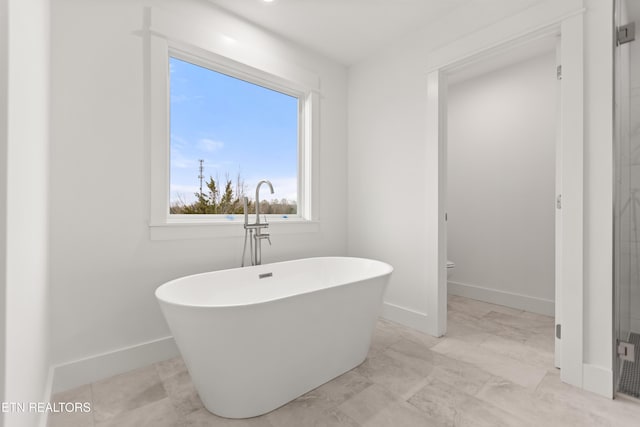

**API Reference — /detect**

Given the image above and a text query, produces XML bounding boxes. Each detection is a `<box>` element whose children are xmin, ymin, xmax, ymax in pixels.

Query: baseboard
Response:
<box><xmin>52</xmin><ymin>336</ymin><xmax>179</xmax><ymax>394</ymax></box>
<box><xmin>448</xmin><ymin>280</ymin><xmax>555</xmax><ymax>316</ymax></box>
<box><xmin>583</xmin><ymin>363</ymin><xmax>613</xmax><ymax>398</ymax></box>
<box><xmin>381</xmin><ymin>301</ymin><xmax>430</xmax><ymax>334</ymax></box>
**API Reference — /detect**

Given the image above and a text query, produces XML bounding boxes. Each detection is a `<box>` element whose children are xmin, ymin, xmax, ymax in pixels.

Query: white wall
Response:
<box><xmin>2</xmin><ymin>0</ymin><xmax>52</xmax><ymax>426</ymax></box>
<box><xmin>50</xmin><ymin>0</ymin><xmax>348</xmax><ymax>391</ymax></box>
<box><xmin>348</xmin><ymin>0</ymin><xmax>616</xmax><ymax>396</ymax></box>
<box><xmin>447</xmin><ymin>52</ymin><xmax>557</xmax><ymax>316</ymax></box>
<box><xmin>348</xmin><ymin>0</ymin><xmax>551</xmax><ymax>329</ymax></box>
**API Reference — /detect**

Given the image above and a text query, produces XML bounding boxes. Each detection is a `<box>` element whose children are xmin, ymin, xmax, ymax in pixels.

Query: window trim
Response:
<box><xmin>147</xmin><ymin>7</ymin><xmax>319</xmax><ymax>239</ymax></box>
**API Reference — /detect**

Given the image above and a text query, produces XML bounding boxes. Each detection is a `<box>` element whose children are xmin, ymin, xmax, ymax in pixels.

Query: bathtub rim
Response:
<box><xmin>154</xmin><ymin>256</ymin><xmax>393</xmax><ymax>309</ymax></box>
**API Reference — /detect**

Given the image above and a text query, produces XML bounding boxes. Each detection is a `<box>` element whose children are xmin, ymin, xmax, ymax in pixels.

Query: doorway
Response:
<box><xmin>424</xmin><ymin>14</ymin><xmax>585</xmax><ymax>387</ymax></box>
<box><xmin>445</xmin><ymin>37</ymin><xmax>558</xmax><ymax>362</ymax></box>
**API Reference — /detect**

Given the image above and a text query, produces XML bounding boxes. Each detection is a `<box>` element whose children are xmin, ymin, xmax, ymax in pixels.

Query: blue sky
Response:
<box><xmin>169</xmin><ymin>56</ymin><xmax>298</xmax><ymax>206</ymax></box>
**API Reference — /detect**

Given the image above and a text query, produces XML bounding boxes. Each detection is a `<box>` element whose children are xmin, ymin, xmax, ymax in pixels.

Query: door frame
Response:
<box><xmin>424</xmin><ymin>10</ymin><xmax>585</xmax><ymax>387</ymax></box>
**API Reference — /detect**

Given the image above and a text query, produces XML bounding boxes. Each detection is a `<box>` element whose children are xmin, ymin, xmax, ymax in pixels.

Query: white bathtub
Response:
<box><xmin>155</xmin><ymin>256</ymin><xmax>393</xmax><ymax>419</ymax></box>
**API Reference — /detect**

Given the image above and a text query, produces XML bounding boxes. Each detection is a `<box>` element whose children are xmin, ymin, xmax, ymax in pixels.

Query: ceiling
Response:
<box><xmin>207</xmin><ymin>0</ymin><xmax>475</xmax><ymax>65</ymax></box>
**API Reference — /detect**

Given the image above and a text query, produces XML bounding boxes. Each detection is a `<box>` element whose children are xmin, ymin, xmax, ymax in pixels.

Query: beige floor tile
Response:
<box><xmin>480</xmin><ymin>316</ymin><xmax>538</xmax><ymax>343</ymax></box>
<box><xmin>519</xmin><ymin>310</ymin><xmax>555</xmax><ymax>325</ymax></box>
<box><xmin>336</xmin><ymin>384</ymin><xmax>400</xmax><ymax>425</ymax></box>
<box><xmin>47</xmin><ymin>296</ymin><xmax>640</xmax><ymax>427</ymax></box>
<box><xmin>453</xmin><ymin>395</ymin><xmax>531</xmax><ymax>427</ymax></box>
<box><xmin>155</xmin><ymin>356</ymin><xmax>188</xmax><ymax>381</ymax></box>
<box><xmin>185</xmin><ymin>408</ymin><xmax>274</xmax><ymax>427</ymax></box>
<box><xmin>478</xmin><ymin>333</ymin><xmax>555</xmax><ymax>370</ymax></box>
<box><xmin>363</xmin><ymin>401</ymin><xmax>434</xmax><ymax>427</ymax></box>
<box><xmin>431</xmin><ymin>336</ymin><xmax>547</xmax><ymax>389</ymax></box>
<box><xmin>428</xmin><ymin>353</ymin><xmax>494</xmax><ymax>395</ymax></box>
<box><xmin>51</xmin><ymin>383</ymin><xmax>93</xmax><ymax>404</ymax></box>
<box><xmin>449</xmin><ymin>304</ymin><xmax>549</xmax><ymax>344</ymax></box>
<box><xmin>477</xmin><ymin>376</ymin><xmax>610</xmax><ymax>427</ymax></box>
<box><xmin>608</xmin><ymin>395</ymin><xmax>640</xmax><ymax>426</ymax></box>
<box><xmin>91</xmin><ymin>365</ymin><xmax>167</xmax><ymax>423</ymax></box>
<box><xmin>303</xmin><ymin>370</ymin><xmax>372</xmax><ymax>410</ymax></box>
<box><xmin>484</xmin><ymin>310</ymin><xmax>553</xmax><ymax>336</ymax></box>
<box><xmin>448</xmin><ymin>294</ymin><xmax>524</xmax><ymax>318</ymax></box>
<box><xmin>384</xmin><ymin>337</ymin><xmax>435</xmax><ymax>376</ymax></box>
<box><xmin>307</xmin><ymin>409</ymin><xmax>361</xmax><ymax>427</ymax></box>
<box><xmin>524</xmin><ymin>330</ymin><xmax>556</xmax><ymax>354</ymax></box>
<box><xmin>94</xmin><ymin>398</ymin><xmax>179</xmax><ymax>427</ymax></box>
<box><xmin>266</xmin><ymin>398</ymin><xmax>359</xmax><ymax>427</ymax></box>
<box><xmin>48</xmin><ymin>409</ymin><xmax>95</xmax><ymax>427</ymax></box>
<box><xmin>155</xmin><ymin>357</ymin><xmax>203</xmax><ymax>417</ymax></box>
<box><xmin>407</xmin><ymin>376</ymin><xmax>474</xmax><ymax>426</ymax></box>
<box><xmin>48</xmin><ymin>384</ymin><xmax>94</xmax><ymax>427</ymax></box>
<box><xmin>390</xmin><ymin>320</ymin><xmax>444</xmax><ymax>348</ymax></box>
<box><xmin>445</xmin><ymin>316</ymin><xmax>493</xmax><ymax>341</ymax></box>
<box><xmin>449</xmin><ymin>308</ymin><xmax>533</xmax><ymax>343</ymax></box>
<box><xmin>353</xmin><ymin>348</ymin><xmax>431</xmax><ymax>397</ymax></box>
<box><xmin>369</xmin><ymin>319</ymin><xmax>404</xmax><ymax>353</ymax></box>
<box><xmin>265</xmin><ymin>401</ymin><xmax>325</xmax><ymax>427</ymax></box>
<box><xmin>535</xmin><ymin>371</ymin><xmax>640</xmax><ymax>426</ymax></box>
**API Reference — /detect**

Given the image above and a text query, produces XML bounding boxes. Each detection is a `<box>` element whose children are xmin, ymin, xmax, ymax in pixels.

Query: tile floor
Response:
<box><xmin>49</xmin><ymin>295</ymin><xmax>640</xmax><ymax>426</ymax></box>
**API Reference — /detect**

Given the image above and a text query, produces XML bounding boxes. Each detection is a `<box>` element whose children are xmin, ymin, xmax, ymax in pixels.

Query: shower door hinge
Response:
<box><xmin>618</xmin><ymin>340</ymin><xmax>635</xmax><ymax>362</ymax></box>
<box><xmin>556</xmin><ymin>65</ymin><xmax>562</xmax><ymax>80</ymax></box>
<box><xmin>556</xmin><ymin>324</ymin><xmax>561</xmax><ymax>339</ymax></box>
<box><xmin>617</xmin><ymin>22</ymin><xmax>636</xmax><ymax>45</ymax></box>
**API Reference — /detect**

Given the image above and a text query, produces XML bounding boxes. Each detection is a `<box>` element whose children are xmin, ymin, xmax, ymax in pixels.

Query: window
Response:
<box><xmin>169</xmin><ymin>56</ymin><xmax>299</xmax><ymax>218</ymax></box>
<box><xmin>147</xmin><ymin>8</ymin><xmax>319</xmax><ymax>239</ymax></box>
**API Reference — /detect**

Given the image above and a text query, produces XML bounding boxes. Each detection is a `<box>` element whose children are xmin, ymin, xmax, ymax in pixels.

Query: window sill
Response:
<box><xmin>149</xmin><ymin>219</ymin><xmax>320</xmax><ymax>241</ymax></box>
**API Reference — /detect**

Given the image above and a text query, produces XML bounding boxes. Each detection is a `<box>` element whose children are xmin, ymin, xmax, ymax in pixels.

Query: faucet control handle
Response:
<box><xmin>256</xmin><ymin>232</ymin><xmax>271</xmax><ymax>245</ymax></box>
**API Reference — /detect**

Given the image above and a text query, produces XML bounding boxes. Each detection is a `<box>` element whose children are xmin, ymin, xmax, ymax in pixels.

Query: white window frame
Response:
<box><xmin>147</xmin><ymin>7</ymin><xmax>320</xmax><ymax>240</ymax></box>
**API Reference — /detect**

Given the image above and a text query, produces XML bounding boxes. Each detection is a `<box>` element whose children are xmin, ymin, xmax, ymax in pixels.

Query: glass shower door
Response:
<box><xmin>614</xmin><ymin>0</ymin><xmax>640</xmax><ymax>398</ymax></box>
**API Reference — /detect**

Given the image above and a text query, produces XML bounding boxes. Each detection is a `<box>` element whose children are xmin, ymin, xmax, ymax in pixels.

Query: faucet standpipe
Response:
<box><xmin>241</xmin><ymin>180</ymin><xmax>275</xmax><ymax>267</ymax></box>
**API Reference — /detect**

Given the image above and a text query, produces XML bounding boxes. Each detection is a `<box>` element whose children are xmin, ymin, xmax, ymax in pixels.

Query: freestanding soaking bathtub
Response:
<box><xmin>155</xmin><ymin>256</ymin><xmax>393</xmax><ymax>419</ymax></box>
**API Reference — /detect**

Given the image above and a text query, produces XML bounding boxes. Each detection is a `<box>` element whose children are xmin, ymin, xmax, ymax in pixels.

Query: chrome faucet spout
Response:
<box><xmin>255</xmin><ymin>180</ymin><xmax>274</xmax><ymax>224</ymax></box>
<box><xmin>241</xmin><ymin>180</ymin><xmax>275</xmax><ymax>267</ymax></box>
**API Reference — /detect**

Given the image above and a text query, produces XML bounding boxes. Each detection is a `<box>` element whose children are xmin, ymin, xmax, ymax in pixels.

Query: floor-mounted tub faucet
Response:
<box><xmin>241</xmin><ymin>180</ymin><xmax>274</xmax><ymax>267</ymax></box>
